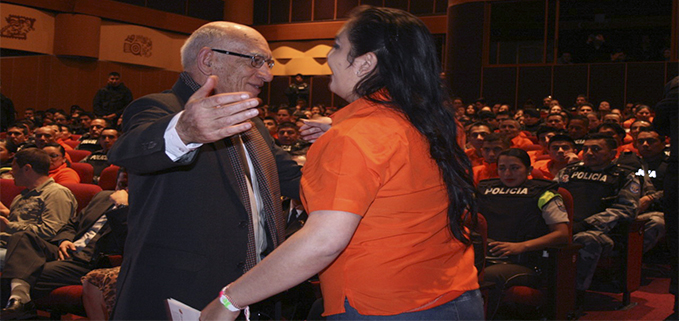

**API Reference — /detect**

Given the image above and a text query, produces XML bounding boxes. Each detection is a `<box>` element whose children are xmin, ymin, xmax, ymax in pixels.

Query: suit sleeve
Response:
<box><xmin>108</xmin><ymin>96</ymin><xmax>195</xmax><ymax>174</ymax></box>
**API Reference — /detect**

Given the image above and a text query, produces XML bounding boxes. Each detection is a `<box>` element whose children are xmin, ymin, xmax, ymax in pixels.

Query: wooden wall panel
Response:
<box><xmin>666</xmin><ymin>62</ymin><xmax>678</xmax><ymax>83</ymax></box>
<box><xmin>314</xmin><ymin>0</ymin><xmax>335</xmax><ymax>20</ymax></box>
<box><xmin>385</xmin><ymin>0</ymin><xmax>408</xmax><ymax>11</ymax></box>
<box><xmin>482</xmin><ymin>67</ymin><xmax>516</xmax><ymax>106</ymax></box>
<box><xmin>518</xmin><ymin>66</ymin><xmax>551</xmax><ymax>110</ymax></box>
<box><xmin>269</xmin><ymin>76</ymin><xmax>291</xmax><ymax>107</ymax></box>
<box><xmin>310</xmin><ymin>75</ymin><xmax>332</xmax><ymax>107</ymax></box>
<box><xmin>270</xmin><ymin>0</ymin><xmax>291</xmax><ymax>24</ymax></box>
<box><xmin>291</xmin><ymin>0</ymin><xmax>313</xmax><ymax>22</ymax></box>
<box><xmin>360</xmin><ymin>0</ymin><xmax>384</xmax><ymax>7</ymax></box>
<box><xmin>589</xmin><ymin>63</ymin><xmax>625</xmax><ymax>110</ymax></box>
<box><xmin>626</xmin><ymin>62</ymin><xmax>666</xmax><ymax>106</ymax></box>
<box><xmin>410</xmin><ymin>0</ymin><xmax>434</xmax><ymax>15</ymax></box>
<box><xmin>337</xmin><ymin>0</ymin><xmax>359</xmax><ymax>19</ymax></box>
<box><xmin>447</xmin><ymin>2</ymin><xmax>485</xmax><ymax>104</ymax></box>
<box><xmin>552</xmin><ymin>64</ymin><xmax>588</xmax><ymax>108</ymax></box>
<box><xmin>253</xmin><ymin>0</ymin><xmax>269</xmax><ymax>25</ymax></box>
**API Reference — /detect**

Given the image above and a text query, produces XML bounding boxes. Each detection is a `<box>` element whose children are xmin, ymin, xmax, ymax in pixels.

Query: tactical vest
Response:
<box><xmin>478</xmin><ymin>178</ymin><xmax>557</xmax><ymax>243</ymax></box>
<box><xmin>558</xmin><ymin>163</ymin><xmax>633</xmax><ymax>222</ymax></box>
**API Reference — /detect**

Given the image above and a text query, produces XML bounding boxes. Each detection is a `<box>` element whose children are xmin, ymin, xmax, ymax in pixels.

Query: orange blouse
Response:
<box><xmin>301</xmin><ymin>97</ymin><xmax>478</xmax><ymax>316</ymax></box>
<box><xmin>48</xmin><ymin>163</ymin><xmax>80</xmax><ymax>185</ymax></box>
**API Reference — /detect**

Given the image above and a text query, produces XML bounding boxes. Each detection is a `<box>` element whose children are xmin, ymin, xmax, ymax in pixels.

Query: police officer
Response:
<box><xmin>555</xmin><ymin>133</ymin><xmax>640</xmax><ymax>307</ymax></box>
<box><xmin>616</xmin><ymin>128</ymin><xmax>668</xmax><ymax>253</ymax></box>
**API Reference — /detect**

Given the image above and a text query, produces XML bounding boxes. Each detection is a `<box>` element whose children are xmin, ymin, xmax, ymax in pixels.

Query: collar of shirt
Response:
<box><xmin>21</xmin><ymin>177</ymin><xmax>55</xmax><ymax>198</ymax></box>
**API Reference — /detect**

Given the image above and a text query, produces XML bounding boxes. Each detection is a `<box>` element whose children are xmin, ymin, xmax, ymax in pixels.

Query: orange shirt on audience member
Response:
<box><xmin>48</xmin><ymin>162</ymin><xmax>80</xmax><ymax>184</ymax></box>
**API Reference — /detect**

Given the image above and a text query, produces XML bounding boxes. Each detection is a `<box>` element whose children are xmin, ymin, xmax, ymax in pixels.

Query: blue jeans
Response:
<box><xmin>327</xmin><ymin>289</ymin><xmax>484</xmax><ymax>320</ymax></box>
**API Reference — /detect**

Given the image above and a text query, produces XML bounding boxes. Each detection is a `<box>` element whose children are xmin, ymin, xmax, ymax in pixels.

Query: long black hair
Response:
<box><xmin>345</xmin><ymin>6</ymin><xmax>477</xmax><ymax>245</ymax></box>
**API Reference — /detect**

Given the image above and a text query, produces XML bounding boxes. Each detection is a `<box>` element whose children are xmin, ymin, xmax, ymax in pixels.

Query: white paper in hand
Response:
<box><xmin>166</xmin><ymin>298</ymin><xmax>201</xmax><ymax>321</ymax></box>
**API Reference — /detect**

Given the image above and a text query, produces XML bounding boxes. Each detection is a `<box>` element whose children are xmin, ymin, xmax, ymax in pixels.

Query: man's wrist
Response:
<box><xmin>219</xmin><ymin>285</ymin><xmax>245</xmax><ymax>312</ymax></box>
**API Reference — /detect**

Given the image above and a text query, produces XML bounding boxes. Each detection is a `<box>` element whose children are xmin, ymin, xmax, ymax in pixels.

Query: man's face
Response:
<box><xmin>24</xmin><ymin>110</ymin><xmax>34</xmax><ymax>119</ymax></box>
<box><xmin>629</xmin><ymin>121</ymin><xmax>651</xmax><ymax>139</ymax></box>
<box><xmin>7</xmin><ymin>127</ymin><xmax>26</xmax><ymax>145</ymax></box>
<box><xmin>89</xmin><ymin>119</ymin><xmax>106</xmax><ymax>138</ymax></box>
<box><xmin>598</xmin><ymin>128</ymin><xmax>622</xmax><ymax>146</ymax></box>
<box><xmin>11</xmin><ymin>159</ymin><xmax>28</xmax><ymax>187</ymax></box>
<box><xmin>524</xmin><ymin>115</ymin><xmax>539</xmax><ymax>126</ymax></box>
<box><xmin>603</xmin><ymin>114</ymin><xmax>621</xmax><ymax>125</ymax></box>
<box><xmin>80</xmin><ymin>116</ymin><xmax>92</xmax><ymax>128</ymax></box>
<box><xmin>263</xmin><ymin>119</ymin><xmax>277</xmax><ymax>135</ymax></box>
<box><xmin>578</xmin><ymin>105</ymin><xmax>593</xmax><ymax>115</ymax></box>
<box><xmin>635</xmin><ymin>108</ymin><xmax>651</xmax><ymax>121</ymax></box>
<box><xmin>468</xmin><ymin>125</ymin><xmax>491</xmax><ymax>150</ymax></box>
<box><xmin>549</xmin><ymin>141</ymin><xmax>574</xmax><ymax>163</ymax></box>
<box><xmin>54</xmin><ymin>113</ymin><xmax>69</xmax><ymax>125</ymax></box>
<box><xmin>99</xmin><ymin>129</ymin><xmax>119</xmax><ymax>152</ymax></box>
<box><xmin>277</xmin><ymin>127</ymin><xmax>299</xmax><ymax>145</ymax></box>
<box><xmin>108</xmin><ymin>75</ymin><xmax>121</xmax><ymax>87</ymax></box>
<box><xmin>481</xmin><ymin>141</ymin><xmax>506</xmax><ymax>164</ymax></box>
<box><xmin>496</xmin><ymin>114</ymin><xmax>511</xmax><ymax>123</ymax></box>
<box><xmin>60</xmin><ymin>126</ymin><xmax>72</xmax><ymax>140</ymax></box>
<box><xmin>567</xmin><ymin>120</ymin><xmax>588</xmax><ymax>139</ymax></box>
<box><xmin>582</xmin><ymin>139</ymin><xmax>615</xmax><ymax>169</ymax></box>
<box><xmin>576</xmin><ymin>96</ymin><xmax>587</xmax><ymax>106</ymax></box>
<box><xmin>599</xmin><ymin>101</ymin><xmax>611</xmax><ymax>112</ymax></box>
<box><xmin>546</xmin><ymin>115</ymin><xmax>565</xmax><ymax>130</ymax></box>
<box><xmin>34</xmin><ymin>127</ymin><xmax>55</xmax><ymax>148</ymax></box>
<box><xmin>586</xmin><ymin>113</ymin><xmax>600</xmax><ymax>130</ymax></box>
<box><xmin>636</xmin><ymin>131</ymin><xmax>665</xmax><ymax>159</ymax></box>
<box><xmin>276</xmin><ymin>110</ymin><xmax>291</xmax><ymax>124</ymax></box>
<box><xmin>209</xmin><ymin>34</ymin><xmax>274</xmax><ymax>96</ymax></box>
<box><xmin>499</xmin><ymin>120</ymin><xmax>519</xmax><ymax>138</ymax></box>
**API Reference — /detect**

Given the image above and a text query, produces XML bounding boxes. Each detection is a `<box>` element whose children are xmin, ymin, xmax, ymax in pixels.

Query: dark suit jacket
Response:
<box><xmin>52</xmin><ymin>190</ymin><xmax>128</xmax><ymax>263</ymax></box>
<box><xmin>108</xmin><ymin>74</ymin><xmax>302</xmax><ymax>320</ymax></box>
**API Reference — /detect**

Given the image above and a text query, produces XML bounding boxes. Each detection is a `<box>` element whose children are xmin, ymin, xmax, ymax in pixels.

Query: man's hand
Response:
<box><xmin>200</xmin><ymin>297</ymin><xmax>240</xmax><ymax>321</ymax></box>
<box><xmin>488</xmin><ymin>241</ymin><xmax>527</xmax><ymax>256</ymax></box>
<box><xmin>0</xmin><ymin>216</ymin><xmax>9</xmax><ymax>232</ymax></box>
<box><xmin>639</xmin><ymin>195</ymin><xmax>653</xmax><ymax>213</ymax></box>
<box><xmin>565</xmin><ymin>152</ymin><xmax>580</xmax><ymax>163</ymax></box>
<box><xmin>58</xmin><ymin>240</ymin><xmax>76</xmax><ymax>260</ymax></box>
<box><xmin>300</xmin><ymin>116</ymin><xmax>332</xmax><ymax>143</ymax></box>
<box><xmin>176</xmin><ymin>76</ymin><xmax>261</xmax><ymax>144</ymax></box>
<box><xmin>110</xmin><ymin>190</ymin><xmax>129</xmax><ymax>207</ymax></box>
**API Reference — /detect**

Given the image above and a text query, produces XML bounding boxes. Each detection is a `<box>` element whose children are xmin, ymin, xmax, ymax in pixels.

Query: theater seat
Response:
<box><xmin>33</xmin><ymin>285</ymin><xmax>86</xmax><ymax>319</ymax></box>
<box><xmin>65</xmin><ymin>149</ymin><xmax>91</xmax><ymax>163</ymax></box>
<box><xmin>61</xmin><ymin>183</ymin><xmax>102</xmax><ymax>214</ymax></box>
<box><xmin>70</xmin><ymin>163</ymin><xmax>94</xmax><ymax>184</ymax></box>
<box><xmin>1</xmin><ymin>178</ymin><xmax>25</xmax><ymax>206</ymax></box>
<box><xmin>98</xmin><ymin>165</ymin><xmax>120</xmax><ymax>190</ymax></box>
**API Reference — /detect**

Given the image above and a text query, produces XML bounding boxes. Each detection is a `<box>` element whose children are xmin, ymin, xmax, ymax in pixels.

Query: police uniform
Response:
<box><xmin>617</xmin><ymin>151</ymin><xmax>668</xmax><ymax>252</ymax></box>
<box><xmin>555</xmin><ymin>162</ymin><xmax>640</xmax><ymax>291</ymax></box>
<box><xmin>478</xmin><ymin>178</ymin><xmax>568</xmax><ymax>318</ymax></box>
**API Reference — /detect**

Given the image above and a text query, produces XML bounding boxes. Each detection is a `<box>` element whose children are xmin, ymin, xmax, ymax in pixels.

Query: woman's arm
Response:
<box><xmin>200</xmin><ymin>210</ymin><xmax>361</xmax><ymax>321</ymax></box>
<box><xmin>488</xmin><ymin>222</ymin><xmax>568</xmax><ymax>257</ymax></box>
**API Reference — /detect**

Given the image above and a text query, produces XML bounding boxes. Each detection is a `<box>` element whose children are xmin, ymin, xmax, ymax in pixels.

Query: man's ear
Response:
<box><xmin>355</xmin><ymin>52</ymin><xmax>377</xmax><ymax>78</ymax></box>
<box><xmin>196</xmin><ymin>47</ymin><xmax>214</xmax><ymax>76</ymax></box>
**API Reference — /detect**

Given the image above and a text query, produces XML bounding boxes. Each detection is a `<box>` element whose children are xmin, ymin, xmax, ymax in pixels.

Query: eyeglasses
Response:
<box><xmin>211</xmin><ymin>49</ymin><xmax>274</xmax><ymax>69</ymax></box>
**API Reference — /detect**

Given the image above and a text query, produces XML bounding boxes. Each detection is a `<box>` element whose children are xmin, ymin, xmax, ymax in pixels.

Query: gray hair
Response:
<box><xmin>180</xmin><ymin>22</ymin><xmax>230</xmax><ymax>69</ymax></box>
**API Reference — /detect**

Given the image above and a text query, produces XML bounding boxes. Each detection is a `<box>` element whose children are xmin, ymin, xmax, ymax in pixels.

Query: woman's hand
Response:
<box><xmin>488</xmin><ymin>241</ymin><xmax>528</xmax><ymax>256</ymax></box>
<box><xmin>199</xmin><ymin>297</ymin><xmax>240</xmax><ymax>321</ymax></box>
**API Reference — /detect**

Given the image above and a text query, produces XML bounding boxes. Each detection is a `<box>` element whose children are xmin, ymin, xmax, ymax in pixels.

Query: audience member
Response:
<box><xmin>43</xmin><ymin>143</ymin><xmax>79</xmax><ymax>184</ymax></box>
<box><xmin>93</xmin><ymin>72</ymin><xmax>133</xmax><ymax>124</ymax></box>
<box><xmin>533</xmin><ymin>134</ymin><xmax>578</xmax><ymax>180</ymax></box>
<box><xmin>545</xmin><ymin>113</ymin><xmax>566</xmax><ymax>130</ymax></box>
<box><xmin>81</xmin><ymin>128</ymin><xmax>119</xmax><ymax>184</ymax></box>
<box><xmin>522</xmin><ymin>109</ymin><xmax>542</xmax><ymax>135</ymax></box>
<box><xmin>5</xmin><ymin>125</ymin><xmax>28</xmax><ymax>150</ymax></box>
<box><xmin>262</xmin><ymin>116</ymin><xmax>278</xmax><ymax>140</ymax></box>
<box><xmin>76</xmin><ymin>118</ymin><xmax>108</xmax><ymax>152</ymax></box>
<box><xmin>276</xmin><ymin>107</ymin><xmax>293</xmax><ymax>124</ymax></box>
<box><xmin>284</xmin><ymin>73</ymin><xmax>309</xmax><ymax>107</ymax></box>
<box><xmin>0</xmin><ymin>148</ymin><xmax>77</xmax><ymax>271</ymax></box>
<box><xmin>276</xmin><ymin>122</ymin><xmax>310</xmax><ymax>166</ymax></box>
<box><xmin>620</xmin><ymin>120</ymin><xmax>652</xmax><ymax>154</ymax></box>
<box><xmin>465</xmin><ymin>122</ymin><xmax>492</xmax><ymax>167</ymax></box>
<box><xmin>479</xmin><ymin>148</ymin><xmax>569</xmax><ymax>319</ymax></box>
<box><xmin>0</xmin><ymin>139</ymin><xmax>17</xmax><ymax>178</ymax></box>
<box><xmin>567</xmin><ymin>114</ymin><xmax>589</xmax><ymax>151</ymax></box>
<box><xmin>555</xmin><ymin>133</ymin><xmax>639</xmax><ymax>308</ymax></box>
<box><xmin>596</xmin><ymin>123</ymin><xmax>627</xmax><ymax>157</ymax></box>
<box><xmin>0</xmin><ymin>169</ymin><xmax>128</xmax><ymax>319</ymax></box>
<box><xmin>585</xmin><ymin>112</ymin><xmax>601</xmax><ymax>132</ymax></box>
<box><xmin>602</xmin><ymin>112</ymin><xmax>623</xmax><ymax>125</ymax></box>
<box><xmin>499</xmin><ymin>119</ymin><xmax>533</xmax><ymax>150</ymax></box>
<box><xmin>473</xmin><ymin>133</ymin><xmax>510</xmax><ymax>184</ymax></box>
<box><xmin>529</xmin><ymin>125</ymin><xmax>562</xmax><ymax>162</ymax></box>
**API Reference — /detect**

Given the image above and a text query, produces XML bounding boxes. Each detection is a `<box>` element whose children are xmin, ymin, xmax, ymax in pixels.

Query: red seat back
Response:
<box><xmin>1</xmin><ymin>178</ymin><xmax>25</xmax><ymax>207</ymax></box>
<box><xmin>98</xmin><ymin>165</ymin><xmax>120</xmax><ymax>190</ymax></box>
<box><xmin>61</xmin><ymin>183</ymin><xmax>102</xmax><ymax>214</ymax></box>
<box><xmin>70</xmin><ymin>163</ymin><xmax>94</xmax><ymax>184</ymax></box>
<box><xmin>65</xmin><ymin>149</ymin><xmax>91</xmax><ymax>163</ymax></box>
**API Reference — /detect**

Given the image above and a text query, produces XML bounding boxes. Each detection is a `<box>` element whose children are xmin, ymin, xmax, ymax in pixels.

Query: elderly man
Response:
<box><xmin>108</xmin><ymin>21</ymin><xmax>303</xmax><ymax>319</ymax></box>
<box><xmin>76</xmin><ymin>118</ymin><xmax>108</xmax><ymax>152</ymax></box>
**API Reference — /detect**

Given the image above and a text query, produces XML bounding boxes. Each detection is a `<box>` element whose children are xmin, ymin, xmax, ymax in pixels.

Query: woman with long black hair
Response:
<box><xmin>201</xmin><ymin>6</ymin><xmax>481</xmax><ymax>320</ymax></box>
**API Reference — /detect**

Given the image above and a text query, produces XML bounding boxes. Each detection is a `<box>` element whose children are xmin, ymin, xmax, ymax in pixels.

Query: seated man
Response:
<box><xmin>0</xmin><ymin>148</ymin><xmax>77</xmax><ymax>269</ymax></box>
<box><xmin>277</xmin><ymin>122</ymin><xmax>310</xmax><ymax>166</ymax></box>
<box><xmin>81</xmin><ymin>127</ymin><xmax>119</xmax><ymax>184</ymax></box>
<box><xmin>555</xmin><ymin>133</ymin><xmax>639</xmax><ymax>307</ymax></box>
<box><xmin>533</xmin><ymin>134</ymin><xmax>579</xmax><ymax>180</ymax></box>
<box><xmin>0</xmin><ymin>169</ymin><xmax>129</xmax><ymax>319</ymax></box>
<box><xmin>528</xmin><ymin>125</ymin><xmax>562</xmax><ymax>162</ymax></box>
<box><xmin>521</xmin><ymin>109</ymin><xmax>543</xmax><ymax>135</ymax></box>
<box><xmin>545</xmin><ymin>113</ymin><xmax>566</xmax><ymax>131</ymax></box>
<box><xmin>567</xmin><ymin>114</ymin><xmax>589</xmax><ymax>151</ymax></box>
<box><xmin>616</xmin><ymin>128</ymin><xmax>668</xmax><ymax>253</ymax></box>
<box><xmin>263</xmin><ymin>116</ymin><xmax>278</xmax><ymax>140</ymax></box>
<box><xmin>465</xmin><ymin>122</ymin><xmax>492</xmax><ymax>167</ymax></box>
<box><xmin>619</xmin><ymin>120</ymin><xmax>652</xmax><ymax>155</ymax></box>
<box><xmin>76</xmin><ymin>118</ymin><xmax>108</xmax><ymax>153</ymax></box>
<box><xmin>473</xmin><ymin>133</ymin><xmax>510</xmax><ymax>185</ymax></box>
<box><xmin>499</xmin><ymin>119</ymin><xmax>533</xmax><ymax>150</ymax></box>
